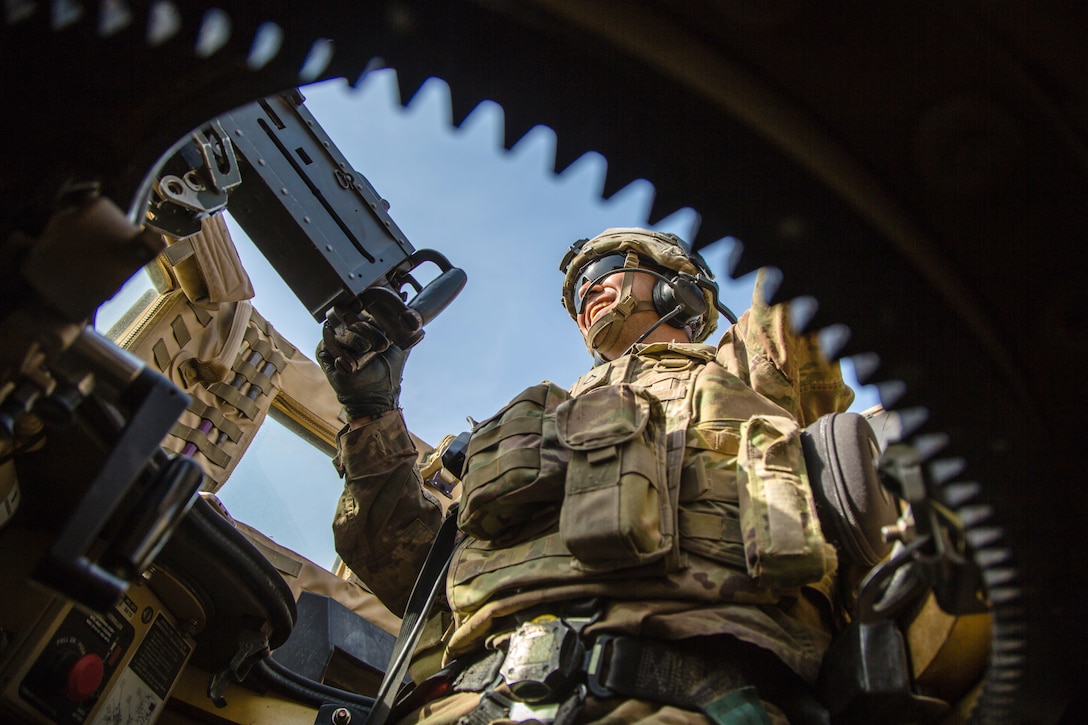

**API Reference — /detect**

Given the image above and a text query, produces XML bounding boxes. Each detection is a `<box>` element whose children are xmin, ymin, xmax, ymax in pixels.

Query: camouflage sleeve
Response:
<box><xmin>332</xmin><ymin>409</ymin><xmax>443</xmax><ymax>616</ymax></box>
<box><xmin>716</xmin><ymin>267</ymin><xmax>855</xmax><ymax>426</ymax></box>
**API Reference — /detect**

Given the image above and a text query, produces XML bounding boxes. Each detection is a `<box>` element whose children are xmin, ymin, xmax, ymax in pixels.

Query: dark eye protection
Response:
<box><xmin>573</xmin><ymin>253</ymin><xmax>642</xmax><ymax>313</ymax></box>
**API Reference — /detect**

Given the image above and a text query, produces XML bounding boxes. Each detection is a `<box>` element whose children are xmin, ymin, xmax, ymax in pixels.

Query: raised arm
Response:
<box><xmin>716</xmin><ymin>267</ymin><xmax>855</xmax><ymax>425</ymax></box>
<box><xmin>318</xmin><ymin>319</ymin><xmax>443</xmax><ymax>615</ymax></box>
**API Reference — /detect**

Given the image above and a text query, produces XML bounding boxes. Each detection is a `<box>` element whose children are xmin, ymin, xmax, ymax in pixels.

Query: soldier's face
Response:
<box><xmin>577</xmin><ymin>269</ymin><xmax>676</xmax><ymax>359</ymax></box>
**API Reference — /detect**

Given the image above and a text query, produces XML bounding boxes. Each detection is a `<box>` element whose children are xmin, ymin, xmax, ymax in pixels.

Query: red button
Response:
<box><xmin>66</xmin><ymin>653</ymin><xmax>104</xmax><ymax>702</ymax></box>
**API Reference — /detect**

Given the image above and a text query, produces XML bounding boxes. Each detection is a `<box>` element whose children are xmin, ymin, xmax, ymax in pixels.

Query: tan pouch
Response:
<box><xmin>163</xmin><ymin>213</ymin><xmax>254</xmax><ymax>305</ymax></box>
<box><xmin>112</xmin><ymin>289</ymin><xmax>338</xmax><ymax>490</ymax></box>
<box><xmin>458</xmin><ymin>382</ymin><xmax>570</xmax><ymax>541</ymax></box>
<box><xmin>737</xmin><ymin>414</ymin><xmax>830</xmax><ymax>588</ymax></box>
<box><xmin>677</xmin><ymin>431</ymin><xmax>747</xmax><ymax>571</ymax></box>
<box><xmin>556</xmin><ymin>384</ymin><xmax>671</xmax><ymax>571</ymax></box>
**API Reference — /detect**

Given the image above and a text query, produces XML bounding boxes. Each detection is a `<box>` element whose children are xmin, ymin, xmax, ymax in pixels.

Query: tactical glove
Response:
<box><xmin>317</xmin><ymin>318</ymin><xmax>408</xmax><ymax>421</ymax></box>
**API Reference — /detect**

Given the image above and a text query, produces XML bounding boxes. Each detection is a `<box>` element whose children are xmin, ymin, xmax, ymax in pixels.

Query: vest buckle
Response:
<box><xmin>499</xmin><ymin>617</ymin><xmax>585</xmax><ymax>703</ymax></box>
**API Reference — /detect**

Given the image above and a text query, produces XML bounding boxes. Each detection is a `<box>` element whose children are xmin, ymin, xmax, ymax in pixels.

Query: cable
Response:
<box><xmin>254</xmin><ymin>656</ymin><xmax>376</xmax><ymax>710</ymax></box>
<box><xmin>620</xmin><ymin>305</ymin><xmax>686</xmax><ymax>358</ymax></box>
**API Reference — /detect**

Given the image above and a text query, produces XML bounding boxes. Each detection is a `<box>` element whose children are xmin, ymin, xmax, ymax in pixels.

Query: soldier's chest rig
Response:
<box><xmin>448</xmin><ymin>343</ymin><xmax>831</xmax><ymax>618</ymax></box>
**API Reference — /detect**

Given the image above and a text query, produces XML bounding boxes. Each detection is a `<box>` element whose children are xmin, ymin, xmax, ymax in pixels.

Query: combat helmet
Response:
<box><xmin>559</xmin><ymin>227</ymin><xmax>736</xmax><ymax>356</ymax></box>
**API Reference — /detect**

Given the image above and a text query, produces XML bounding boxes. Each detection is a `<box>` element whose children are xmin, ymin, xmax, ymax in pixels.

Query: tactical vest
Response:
<box><xmin>448</xmin><ymin>343</ymin><xmax>833</xmax><ymax>655</ymax></box>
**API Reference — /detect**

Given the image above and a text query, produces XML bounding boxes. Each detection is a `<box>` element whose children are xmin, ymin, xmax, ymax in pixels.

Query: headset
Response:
<box><xmin>571</xmin><ymin>248</ymin><xmax>737</xmax><ymax>333</ymax></box>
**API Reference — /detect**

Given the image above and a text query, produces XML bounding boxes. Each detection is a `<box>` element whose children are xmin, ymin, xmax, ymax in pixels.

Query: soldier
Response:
<box><xmin>320</xmin><ymin>228</ymin><xmax>856</xmax><ymax>724</ymax></box>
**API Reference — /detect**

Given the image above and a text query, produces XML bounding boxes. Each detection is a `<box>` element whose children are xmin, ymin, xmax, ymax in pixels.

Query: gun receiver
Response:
<box><xmin>147</xmin><ymin>90</ymin><xmax>466</xmax><ymax>368</ymax></box>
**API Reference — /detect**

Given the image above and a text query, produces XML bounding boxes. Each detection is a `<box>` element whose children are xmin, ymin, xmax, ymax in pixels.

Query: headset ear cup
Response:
<box><xmin>653</xmin><ymin>276</ymin><xmax>707</xmax><ymax>329</ymax></box>
<box><xmin>652</xmin><ymin>278</ymin><xmax>675</xmax><ymax>319</ymax></box>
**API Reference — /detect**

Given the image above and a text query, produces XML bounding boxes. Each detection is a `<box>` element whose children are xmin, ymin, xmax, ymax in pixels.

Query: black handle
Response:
<box><xmin>329</xmin><ymin>249</ymin><xmax>467</xmax><ymax>374</ymax></box>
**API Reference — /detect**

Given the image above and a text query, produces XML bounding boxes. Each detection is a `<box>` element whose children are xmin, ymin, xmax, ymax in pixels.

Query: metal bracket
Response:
<box><xmin>207</xmin><ymin>630</ymin><xmax>271</xmax><ymax>707</ymax></box>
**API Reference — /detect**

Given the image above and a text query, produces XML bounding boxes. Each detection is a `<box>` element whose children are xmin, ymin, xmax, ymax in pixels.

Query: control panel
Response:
<box><xmin>0</xmin><ymin>534</ymin><xmax>195</xmax><ymax>725</ymax></box>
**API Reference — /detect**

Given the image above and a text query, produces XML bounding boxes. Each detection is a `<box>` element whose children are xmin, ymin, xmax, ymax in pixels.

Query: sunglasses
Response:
<box><xmin>572</xmin><ymin>253</ymin><xmax>659</xmax><ymax>313</ymax></box>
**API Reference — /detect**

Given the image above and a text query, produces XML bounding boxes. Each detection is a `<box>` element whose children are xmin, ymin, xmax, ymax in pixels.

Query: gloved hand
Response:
<box><xmin>316</xmin><ymin>317</ymin><xmax>408</xmax><ymax>421</ymax></box>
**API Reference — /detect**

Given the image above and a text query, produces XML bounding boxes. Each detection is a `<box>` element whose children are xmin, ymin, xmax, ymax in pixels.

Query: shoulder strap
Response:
<box><xmin>365</xmin><ymin>505</ymin><xmax>460</xmax><ymax>725</ymax></box>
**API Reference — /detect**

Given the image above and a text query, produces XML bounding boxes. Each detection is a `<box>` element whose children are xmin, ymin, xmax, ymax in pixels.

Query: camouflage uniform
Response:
<box><xmin>332</xmin><ymin>268</ymin><xmax>854</xmax><ymax>723</ymax></box>
<box><xmin>717</xmin><ymin>269</ymin><xmax>854</xmax><ymax>427</ymax></box>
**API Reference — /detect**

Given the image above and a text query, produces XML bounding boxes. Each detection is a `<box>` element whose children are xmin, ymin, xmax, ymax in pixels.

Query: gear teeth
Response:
<box><xmin>349</xmin><ymin>56</ymin><xmax>387</xmax><ymax>88</ymax></box>
<box><xmin>959</xmin><ymin>504</ymin><xmax>996</xmax><ymax>528</ymax></box>
<box><xmin>767</xmin><ymin>270</ymin><xmax>814</xmax><ymax>308</ymax></box>
<box><xmin>147</xmin><ymin>0</ymin><xmax>180</xmax><ymax>46</ymax></box>
<box><xmin>817</xmin><ymin>323</ymin><xmax>850</xmax><ymax>360</ymax></box>
<box><xmin>449</xmin><ymin>91</ymin><xmax>483</xmax><ymax>127</ymax></box>
<box><xmin>965</xmin><ymin>525</ymin><xmax>1004</xmax><ymax>550</ymax></box>
<box><xmin>684</xmin><ymin>211</ymin><xmax>705</xmax><ymax>247</ymax></box>
<box><xmin>913</xmin><ymin>431</ymin><xmax>949</xmax><ymax>461</ymax></box>
<box><xmin>5</xmin><ymin>0</ymin><xmax>37</xmax><ymax>24</ymax></box>
<box><xmin>646</xmin><ymin>185</ymin><xmax>687</xmax><ymax>226</ymax></box>
<box><xmin>753</xmin><ymin>265</ymin><xmax>783</xmax><ymax>303</ymax></box>
<box><xmin>246</xmin><ymin>20</ymin><xmax>284</xmax><ymax>71</ymax></box>
<box><xmin>988</xmin><ymin>586</ymin><xmax>1023</xmax><ymax>606</ymax></box>
<box><xmin>928</xmin><ymin>455</ymin><xmax>965</xmax><ymax>484</ymax></box>
<box><xmin>52</xmin><ymin>0</ymin><xmax>83</xmax><ymax>29</ymax></box>
<box><xmin>724</xmin><ymin>239</ymin><xmax>750</xmax><ymax>278</ymax></box>
<box><xmin>876</xmin><ymin>379</ymin><xmax>906</xmax><ymax>407</ymax></box>
<box><xmin>787</xmin><ymin>295</ymin><xmax>818</xmax><ymax>333</ymax></box>
<box><xmin>986</xmin><ymin>567</ymin><xmax>1018</xmax><ymax>587</ymax></box>
<box><xmin>647</xmin><ymin>203</ymin><xmax>683</xmax><ymax>227</ymax></box>
<box><xmin>195</xmin><ymin>7</ymin><xmax>231</xmax><ymax>59</ymax></box>
<box><xmin>941</xmin><ymin>480</ymin><xmax>981</xmax><ymax>506</ymax></box>
<box><xmin>975</xmin><ymin>543</ymin><xmax>1013</xmax><ymax>568</ymax></box>
<box><xmin>725</xmin><ymin>241</ymin><xmax>768</xmax><ymax>279</ymax></box>
<box><xmin>986</xmin><ymin>660</ymin><xmax>1023</xmax><ymax>681</ymax></box>
<box><xmin>500</xmin><ymin>103</ymin><xmax>538</xmax><ymax>150</ymax></box>
<box><xmin>392</xmin><ymin>66</ymin><xmax>431</xmax><ymax>107</ymax></box>
<box><xmin>299</xmin><ymin>37</ymin><xmax>335</xmax><ymax>82</ymax></box>
<box><xmin>894</xmin><ymin>405</ymin><xmax>928</xmax><ymax>436</ymax></box>
<box><xmin>98</xmin><ymin>0</ymin><xmax>132</xmax><ymax>36</ymax></box>
<box><xmin>552</xmin><ymin>135</ymin><xmax>589</xmax><ymax>174</ymax></box>
<box><xmin>600</xmin><ymin>152</ymin><xmax>643</xmax><ymax>199</ymax></box>
<box><xmin>690</xmin><ymin>218</ymin><xmax>731</xmax><ymax>253</ymax></box>
<box><xmin>848</xmin><ymin>351</ymin><xmax>881</xmax><ymax>384</ymax></box>
<box><xmin>506</xmin><ymin>127</ymin><xmax>549</xmax><ymax>164</ymax></box>
<box><xmin>600</xmin><ymin>168</ymin><xmax>630</xmax><ymax>200</ymax></box>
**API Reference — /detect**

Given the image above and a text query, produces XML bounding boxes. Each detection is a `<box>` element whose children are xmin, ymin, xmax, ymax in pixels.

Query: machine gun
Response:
<box><xmin>145</xmin><ymin>88</ymin><xmax>467</xmax><ymax>370</ymax></box>
<box><xmin>0</xmin><ymin>88</ymin><xmax>464</xmax><ymax>615</ymax></box>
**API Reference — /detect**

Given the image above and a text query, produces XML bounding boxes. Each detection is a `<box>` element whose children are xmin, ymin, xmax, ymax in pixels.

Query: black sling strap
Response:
<box><xmin>365</xmin><ymin>506</ymin><xmax>460</xmax><ymax>725</ymax></box>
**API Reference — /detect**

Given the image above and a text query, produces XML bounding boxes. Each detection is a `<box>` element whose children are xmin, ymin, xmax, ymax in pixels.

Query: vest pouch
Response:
<box><xmin>737</xmin><ymin>414</ymin><xmax>832</xmax><ymax>588</ymax></box>
<box><xmin>458</xmin><ymin>382</ymin><xmax>570</xmax><ymax>541</ymax></box>
<box><xmin>557</xmin><ymin>384</ymin><xmax>671</xmax><ymax>571</ymax></box>
<box><xmin>164</xmin><ymin>213</ymin><xmax>255</xmax><ymax>306</ymax></box>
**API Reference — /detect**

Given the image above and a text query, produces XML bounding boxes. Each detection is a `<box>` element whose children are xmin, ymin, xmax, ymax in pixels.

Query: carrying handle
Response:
<box><xmin>326</xmin><ymin>249</ymin><xmax>467</xmax><ymax>374</ymax></box>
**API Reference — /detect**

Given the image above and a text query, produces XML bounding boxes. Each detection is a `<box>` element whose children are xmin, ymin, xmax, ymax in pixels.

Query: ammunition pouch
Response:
<box><xmin>737</xmin><ymin>414</ymin><xmax>831</xmax><ymax>588</ymax></box>
<box><xmin>556</xmin><ymin>384</ymin><xmax>673</xmax><ymax>571</ymax></box>
<box><xmin>677</xmin><ymin>430</ymin><xmax>746</xmax><ymax>571</ymax></box>
<box><xmin>458</xmin><ymin>382</ymin><xmax>570</xmax><ymax>541</ymax></box>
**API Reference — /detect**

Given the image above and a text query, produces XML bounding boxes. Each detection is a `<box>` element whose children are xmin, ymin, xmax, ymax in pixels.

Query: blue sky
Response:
<box><xmin>100</xmin><ymin>70</ymin><xmax>878</xmax><ymax>568</ymax></box>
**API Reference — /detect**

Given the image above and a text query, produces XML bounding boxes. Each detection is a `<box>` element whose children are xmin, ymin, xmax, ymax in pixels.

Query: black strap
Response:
<box><xmin>591</xmin><ymin>636</ymin><xmax>749</xmax><ymax>707</ymax></box>
<box><xmin>592</xmin><ymin>635</ymin><xmax>830</xmax><ymax>725</ymax></box>
<box><xmin>365</xmin><ymin>507</ymin><xmax>460</xmax><ymax>725</ymax></box>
